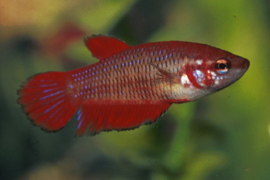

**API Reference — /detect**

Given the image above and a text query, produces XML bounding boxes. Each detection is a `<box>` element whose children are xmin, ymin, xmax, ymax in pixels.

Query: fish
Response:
<box><xmin>18</xmin><ymin>35</ymin><xmax>250</xmax><ymax>136</ymax></box>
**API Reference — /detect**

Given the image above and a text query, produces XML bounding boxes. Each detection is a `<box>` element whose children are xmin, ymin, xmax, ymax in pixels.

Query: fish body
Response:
<box><xmin>18</xmin><ymin>35</ymin><xmax>249</xmax><ymax>136</ymax></box>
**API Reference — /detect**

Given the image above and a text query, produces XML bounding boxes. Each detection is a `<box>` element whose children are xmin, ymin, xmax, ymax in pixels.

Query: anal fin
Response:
<box><xmin>76</xmin><ymin>100</ymin><xmax>171</xmax><ymax>136</ymax></box>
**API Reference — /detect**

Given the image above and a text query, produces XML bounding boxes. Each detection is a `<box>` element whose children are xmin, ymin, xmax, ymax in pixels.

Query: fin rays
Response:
<box><xmin>76</xmin><ymin>101</ymin><xmax>171</xmax><ymax>136</ymax></box>
<box><xmin>18</xmin><ymin>72</ymin><xmax>79</xmax><ymax>131</ymax></box>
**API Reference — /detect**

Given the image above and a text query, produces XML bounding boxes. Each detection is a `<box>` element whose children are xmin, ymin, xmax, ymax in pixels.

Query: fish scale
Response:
<box><xmin>70</xmin><ymin>43</ymin><xmax>185</xmax><ymax>102</ymax></box>
<box><xmin>70</xmin><ymin>45</ymin><xmax>165</xmax><ymax>99</ymax></box>
<box><xmin>18</xmin><ymin>35</ymin><xmax>249</xmax><ymax>136</ymax></box>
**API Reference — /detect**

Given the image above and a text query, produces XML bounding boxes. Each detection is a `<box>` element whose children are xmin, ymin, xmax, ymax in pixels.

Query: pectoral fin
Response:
<box><xmin>151</xmin><ymin>64</ymin><xmax>181</xmax><ymax>87</ymax></box>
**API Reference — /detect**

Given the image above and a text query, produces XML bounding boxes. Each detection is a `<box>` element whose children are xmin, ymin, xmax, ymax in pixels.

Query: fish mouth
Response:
<box><xmin>235</xmin><ymin>58</ymin><xmax>250</xmax><ymax>80</ymax></box>
<box><xmin>234</xmin><ymin>58</ymin><xmax>250</xmax><ymax>77</ymax></box>
<box><xmin>242</xmin><ymin>59</ymin><xmax>250</xmax><ymax>71</ymax></box>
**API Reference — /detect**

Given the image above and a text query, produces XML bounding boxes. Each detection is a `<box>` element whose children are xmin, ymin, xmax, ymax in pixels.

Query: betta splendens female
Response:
<box><xmin>18</xmin><ymin>35</ymin><xmax>249</xmax><ymax>136</ymax></box>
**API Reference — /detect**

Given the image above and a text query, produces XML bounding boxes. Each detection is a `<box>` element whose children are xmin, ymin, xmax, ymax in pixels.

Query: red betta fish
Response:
<box><xmin>18</xmin><ymin>35</ymin><xmax>249</xmax><ymax>136</ymax></box>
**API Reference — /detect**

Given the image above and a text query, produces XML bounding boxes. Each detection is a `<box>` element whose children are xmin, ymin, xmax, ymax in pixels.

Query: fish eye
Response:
<box><xmin>215</xmin><ymin>58</ymin><xmax>231</xmax><ymax>74</ymax></box>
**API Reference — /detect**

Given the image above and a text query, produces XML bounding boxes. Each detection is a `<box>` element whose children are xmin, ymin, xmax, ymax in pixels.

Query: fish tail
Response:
<box><xmin>18</xmin><ymin>71</ymin><xmax>79</xmax><ymax>131</ymax></box>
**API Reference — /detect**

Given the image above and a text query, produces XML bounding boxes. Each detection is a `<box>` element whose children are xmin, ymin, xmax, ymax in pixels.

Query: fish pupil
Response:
<box><xmin>219</xmin><ymin>63</ymin><xmax>227</xmax><ymax>69</ymax></box>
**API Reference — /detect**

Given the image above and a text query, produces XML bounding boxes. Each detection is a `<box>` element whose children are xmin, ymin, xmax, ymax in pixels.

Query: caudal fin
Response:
<box><xmin>18</xmin><ymin>72</ymin><xmax>79</xmax><ymax>131</ymax></box>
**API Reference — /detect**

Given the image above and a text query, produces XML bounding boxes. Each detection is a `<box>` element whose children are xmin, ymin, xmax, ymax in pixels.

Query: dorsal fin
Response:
<box><xmin>84</xmin><ymin>35</ymin><xmax>130</xmax><ymax>60</ymax></box>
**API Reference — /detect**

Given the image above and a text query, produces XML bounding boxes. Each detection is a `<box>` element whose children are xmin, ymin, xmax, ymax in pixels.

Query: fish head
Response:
<box><xmin>208</xmin><ymin>55</ymin><xmax>249</xmax><ymax>91</ymax></box>
<box><xmin>186</xmin><ymin>46</ymin><xmax>250</xmax><ymax>92</ymax></box>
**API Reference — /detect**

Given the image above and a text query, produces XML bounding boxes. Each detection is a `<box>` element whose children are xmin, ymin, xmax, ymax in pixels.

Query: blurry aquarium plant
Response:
<box><xmin>0</xmin><ymin>0</ymin><xmax>270</xmax><ymax>180</ymax></box>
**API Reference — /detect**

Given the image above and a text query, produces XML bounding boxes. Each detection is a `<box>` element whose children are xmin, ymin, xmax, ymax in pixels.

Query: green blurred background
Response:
<box><xmin>0</xmin><ymin>0</ymin><xmax>269</xmax><ymax>179</ymax></box>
